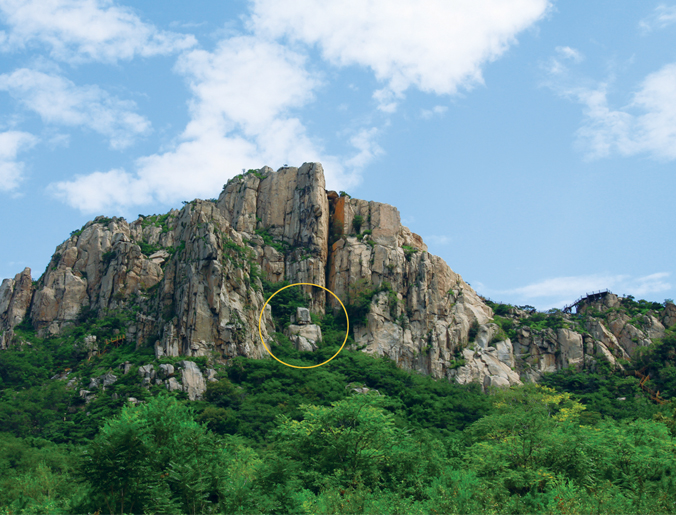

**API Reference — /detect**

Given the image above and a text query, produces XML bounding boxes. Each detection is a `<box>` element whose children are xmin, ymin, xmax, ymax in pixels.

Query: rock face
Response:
<box><xmin>0</xmin><ymin>268</ymin><xmax>34</xmax><ymax>349</ymax></box>
<box><xmin>1</xmin><ymin>163</ymin><xmax>673</xmax><ymax>393</ymax></box>
<box><xmin>285</xmin><ymin>306</ymin><xmax>323</xmax><ymax>351</ymax></box>
<box><xmin>177</xmin><ymin>360</ymin><xmax>207</xmax><ymax>401</ymax></box>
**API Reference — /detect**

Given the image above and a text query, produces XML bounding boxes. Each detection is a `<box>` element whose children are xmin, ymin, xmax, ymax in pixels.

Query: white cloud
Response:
<box><xmin>250</xmin><ymin>0</ymin><xmax>550</xmax><ymax>111</ymax></box>
<box><xmin>421</xmin><ymin>105</ymin><xmax>448</xmax><ymax>119</ymax></box>
<box><xmin>0</xmin><ymin>68</ymin><xmax>150</xmax><ymax>149</ymax></box>
<box><xmin>0</xmin><ymin>0</ymin><xmax>196</xmax><ymax>63</ymax></box>
<box><xmin>424</xmin><ymin>235</ymin><xmax>451</xmax><ymax>245</ymax></box>
<box><xmin>507</xmin><ymin>274</ymin><xmax>627</xmax><ymax>299</ymax></box>
<box><xmin>0</xmin><ymin>130</ymin><xmax>37</xmax><ymax>191</ymax></box>
<box><xmin>498</xmin><ymin>272</ymin><xmax>672</xmax><ymax>309</ymax></box>
<box><xmin>555</xmin><ymin>45</ymin><xmax>583</xmax><ymax>63</ymax></box>
<box><xmin>52</xmin><ymin>36</ymin><xmax>372</xmax><ymax>212</ymax></box>
<box><xmin>545</xmin><ymin>58</ymin><xmax>676</xmax><ymax>161</ymax></box>
<box><xmin>345</xmin><ymin>127</ymin><xmax>383</xmax><ymax>169</ymax></box>
<box><xmin>639</xmin><ymin>4</ymin><xmax>676</xmax><ymax>33</ymax></box>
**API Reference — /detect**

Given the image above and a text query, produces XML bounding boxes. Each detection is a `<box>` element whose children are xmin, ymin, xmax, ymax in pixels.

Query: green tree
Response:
<box><xmin>77</xmin><ymin>394</ymin><xmax>261</xmax><ymax>514</ymax></box>
<box><xmin>272</xmin><ymin>393</ymin><xmax>411</xmax><ymax>491</ymax></box>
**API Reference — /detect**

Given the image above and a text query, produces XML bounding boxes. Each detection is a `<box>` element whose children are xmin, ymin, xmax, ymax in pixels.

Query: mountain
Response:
<box><xmin>3</xmin><ymin>163</ymin><xmax>676</xmax><ymax>514</ymax></box>
<box><xmin>1</xmin><ymin>162</ymin><xmax>674</xmax><ymax>400</ymax></box>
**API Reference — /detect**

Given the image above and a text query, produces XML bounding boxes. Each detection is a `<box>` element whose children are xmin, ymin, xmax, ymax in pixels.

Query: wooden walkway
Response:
<box><xmin>631</xmin><ymin>367</ymin><xmax>667</xmax><ymax>405</ymax></box>
<box><xmin>87</xmin><ymin>334</ymin><xmax>126</xmax><ymax>361</ymax></box>
<box><xmin>563</xmin><ymin>289</ymin><xmax>612</xmax><ymax>314</ymax></box>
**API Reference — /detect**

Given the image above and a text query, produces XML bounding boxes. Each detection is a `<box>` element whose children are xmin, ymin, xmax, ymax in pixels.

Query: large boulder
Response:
<box><xmin>177</xmin><ymin>360</ymin><xmax>206</xmax><ymax>401</ymax></box>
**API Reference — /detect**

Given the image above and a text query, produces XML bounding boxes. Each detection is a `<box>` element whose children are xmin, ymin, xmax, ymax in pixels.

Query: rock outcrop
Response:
<box><xmin>1</xmin><ymin>163</ymin><xmax>673</xmax><ymax>394</ymax></box>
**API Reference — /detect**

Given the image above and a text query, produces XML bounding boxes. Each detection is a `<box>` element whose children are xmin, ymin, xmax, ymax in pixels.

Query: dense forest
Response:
<box><xmin>2</xmin><ymin>282</ymin><xmax>676</xmax><ymax>514</ymax></box>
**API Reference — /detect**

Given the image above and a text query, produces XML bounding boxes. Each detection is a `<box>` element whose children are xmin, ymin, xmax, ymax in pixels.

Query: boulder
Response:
<box><xmin>166</xmin><ymin>377</ymin><xmax>182</xmax><ymax>392</ymax></box>
<box><xmin>138</xmin><ymin>364</ymin><xmax>155</xmax><ymax>385</ymax></box>
<box><xmin>291</xmin><ymin>307</ymin><xmax>312</xmax><ymax>325</ymax></box>
<box><xmin>177</xmin><ymin>360</ymin><xmax>206</xmax><ymax>401</ymax></box>
<box><xmin>663</xmin><ymin>302</ymin><xmax>676</xmax><ymax>329</ymax></box>
<box><xmin>451</xmin><ymin>348</ymin><xmax>521</xmax><ymax>390</ymax></box>
<box><xmin>158</xmin><ymin>364</ymin><xmax>174</xmax><ymax>378</ymax></box>
<box><xmin>286</xmin><ymin>323</ymin><xmax>322</xmax><ymax>352</ymax></box>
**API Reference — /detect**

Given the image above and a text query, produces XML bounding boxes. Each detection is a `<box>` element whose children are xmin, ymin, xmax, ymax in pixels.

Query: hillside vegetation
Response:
<box><xmin>2</xmin><ymin>164</ymin><xmax>676</xmax><ymax>513</ymax></box>
<box><xmin>2</xmin><ymin>283</ymin><xmax>676</xmax><ymax>514</ymax></box>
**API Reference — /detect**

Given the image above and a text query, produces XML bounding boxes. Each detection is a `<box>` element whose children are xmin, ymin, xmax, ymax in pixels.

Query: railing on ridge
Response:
<box><xmin>563</xmin><ymin>289</ymin><xmax>612</xmax><ymax>314</ymax></box>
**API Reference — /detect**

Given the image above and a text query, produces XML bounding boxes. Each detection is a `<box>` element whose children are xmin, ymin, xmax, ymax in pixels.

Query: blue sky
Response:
<box><xmin>0</xmin><ymin>0</ymin><xmax>674</xmax><ymax>311</ymax></box>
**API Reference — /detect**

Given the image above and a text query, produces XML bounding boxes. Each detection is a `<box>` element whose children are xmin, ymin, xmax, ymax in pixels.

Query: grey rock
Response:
<box><xmin>166</xmin><ymin>377</ymin><xmax>182</xmax><ymax>392</ymax></box>
<box><xmin>291</xmin><ymin>307</ymin><xmax>311</xmax><ymax>325</ymax></box>
<box><xmin>158</xmin><ymin>364</ymin><xmax>174</xmax><ymax>378</ymax></box>
<box><xmin>138</xmin><ymin>364</ymin><xmax>155</xmax><ymax>385</ymax></box>
<box><xmin>286</xmin><ymin>323</ymin><xmax>322</xmax><ymax>352</ymax></box>
<box><xmin>101</xmin><ymin>370</ymin><xmax>117</xmax><ymax>387</ymax></box>
<box><xmin>79</xmin><ymin>389</ymin><xmax>96</xmax><ymax>404</ymax></box>
<box><xmin>177</xmin><ymin>360</ymin><xmax>206</xmax><ymax>401</ymax></box>
<box><xmin>66</xmin><ymin>378</ymin><xmax>78</xmax><ymax>389</ymax></box>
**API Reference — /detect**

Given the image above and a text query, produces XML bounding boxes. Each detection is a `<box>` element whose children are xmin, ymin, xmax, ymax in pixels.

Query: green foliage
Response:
<box><xmin>138</xmin><ymin>240</ymin><xmax>161</xmax><ymax>256</ymax></box>
<box><xmin>101</xmin><ymin>250</ymin><xmax>116</xmax><ymax>266</ymax></box>
<box><xmin>343</xmin><ymin>279</ymin><xmax>394</xmax><ymax>328</ymax></box>
<box><xmin>5</xmin><ymin>276</ymin><xmax>676</xmax><ymax>514</ymax></box>
<box><xmin>262</xmin><ymin>280</ymin><xmax>310</xmax><ymax>329</ymax></box>
<box><xmin>356</xmin><ymin>228</ymin><xmax>373</xmax><ymax>242</ymax></box>
<box><xmin>272</xmin><ymin>393</ymin><xmax>427</xmax><ymax>492</ymax></box>
<box><xmin>223</xmin><ymin>238</ymin><xmax>248</xmax><ymax>263</ymax></box>
<box><xmin>255</xmin><ymin>226</ymin><xmax>287</xmax><ymax>253</ymax></box>
<box><xmin>493</xmin><ymin>315</ymin><xmax>517</xmax><ymax>340</ymax></box>
<box><xmin>174</xmin><ymin>240</ymin><xmax>186</xmax><ymax>256</ymax></box>
<box><xmin>402</xmin><ymin>245</ymin><xmax>418</xmax><ymax>261</ymax></box>
<box><xmin>0</xmin><ymin>433</ymin><xmax>86</xmax><ymax>513</ymax></box>
<box><xmin>519</xmin><ymin>311</ymin><xmax>567</xmax><ymax>332</ymax></box>
<box><xmin>339</xmin><ymin>191</ymin><xmax>351</xmax><ymax>198</ymax></box>
<box><xmin>352</xmin><ymin>214</ymin><xmax>364</xmax><ymax>233</ymax></box>
<box><xmin>76</xmin><ymin>394</ymin><xmax>258</xmax><ymax>514</ymax></box>
<box><xmin>139</xmin><ymin>212</ymin><xmax>173</xmax><ymax>233</ymax></box>
<box><xmin>540</xmin><ymin>362</ymin><xmax>664</xmax><ymax>422</ymax></box>
<box><xmin>246</xmin><ymin>168</ymin><xmax>266</xmax><ymax>180</ymax></box>
<box><xmin>485</xmin><ymin>299</ymin><xmax>514</xmax><ymax>317</ymax></box>
<box><xmin>631</xmin><ymin>328</ymin><xmax>676</xmax><ymax>398</ymax></box>
<box><xmin>622</xmin><ymin>295</ymin><xmax>665</xmax><ymax>316</ymax></box>
<box><xmin>468</xmin><ymin>320</ymin><xmax>480</xmax><ymax>343</ymax></box>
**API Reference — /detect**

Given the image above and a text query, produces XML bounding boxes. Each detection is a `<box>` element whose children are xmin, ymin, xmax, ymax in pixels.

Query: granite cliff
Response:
<box><xmin>1</xmin><ymin>163</ymin><xmax>674</xmax><ymax>397</ymax></box>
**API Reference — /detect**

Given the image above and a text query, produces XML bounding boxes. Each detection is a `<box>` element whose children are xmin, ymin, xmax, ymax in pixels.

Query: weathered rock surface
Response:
<box><xmin>452</xmin><ymin>347</ymin><xmax>521</xmax><ymax>389</ymax></box>
<box><xmin>286</xmin><ymin>323</ymin><xmax>322</xmax><ymax>352</ymax></box>
<box><xmin>1</xmin><ymin>163</ymin><xmax>673</xmax><ymax>394</ymax></box>
<box><xmin>178</xmin><ymin>360</ymin><xmax>206</xmax><ymax>401</ymax></box>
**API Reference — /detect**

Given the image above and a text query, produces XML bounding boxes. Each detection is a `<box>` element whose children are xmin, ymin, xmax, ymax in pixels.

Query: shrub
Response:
<box><xmin>352</xmin><ymin>214</ymin><xmax>364</xmax><ymax>233</ymax></box>
<box><xmin>402</xmin><ymin>245</ymin><xmax>418</xmax><ymax>261</ymax></box>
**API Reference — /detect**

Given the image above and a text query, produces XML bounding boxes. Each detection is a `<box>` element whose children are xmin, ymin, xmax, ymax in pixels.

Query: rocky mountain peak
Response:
<box><xmin>1</xmin><ymin>162</ymin><xmax>672</xmax><ymax>393</ymax></box>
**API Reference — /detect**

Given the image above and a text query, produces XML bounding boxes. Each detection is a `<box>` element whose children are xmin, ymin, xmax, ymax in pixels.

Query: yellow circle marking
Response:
<box><xmin>258</xmin><ymin>282</ymin><xmax>349</xmax><ymax>369</ymax></box>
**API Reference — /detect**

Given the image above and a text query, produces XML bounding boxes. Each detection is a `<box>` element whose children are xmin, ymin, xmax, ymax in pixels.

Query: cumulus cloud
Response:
<box><xmin>499</xmin><ymin>272</ymin><xmax>672</xmax><ymax>309</ymax></box>
<box><xmin>0</xmin><ymin>68</ymin><xmax>150</xmax><ymax>149</ymax></box>
<box><xmin>555</xmin><ymin>45</ymin><xmax>584</xmax><ymax>63</ymax></box>
<box><xmin>344</xmin><ymin>127</ymin><xmax>383</xmax><ymax>169</ymax></box>
<box><xmin>545</xmin><ymin>56</ymin><xmax>676</xmax><ymax>161</ymax></box>
<box><xmin>639</xmin><ymin>4</ymin><xmax>676</xmax><ymax>33</ymax></box>
<box><xmin>250</xmin><ymin>0</ymin><xmax>550</xmax><ymax>111</ymax></box>
<box><xmin>420</xmin><ymin>105</ymin><xmax>448</xmax><ymax>119</ymax></box>
<box><xmin>52</xmin><ymin>36</ymin><xmax>372</xmax><ymax>212</ymax></box>
<box><xmin>0</xmin><ymin>0</ymin><xmax>196</xmax><ymax>63</ymax></box>
<box><xmin>0</xmin><ymin>130</ymin><xmax>37</xmax><ymax>191</ymax></box>
<box><xmin>424</xmin><ymin>235</ymin><xmax>451</xmax><ymax>245</ymax></box>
